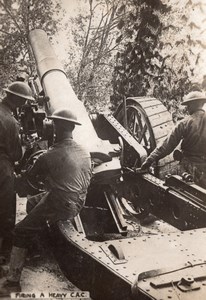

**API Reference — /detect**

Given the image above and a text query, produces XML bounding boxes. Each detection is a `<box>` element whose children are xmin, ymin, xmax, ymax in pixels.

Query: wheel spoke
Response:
<box><xmin>127</xmin><ymin>107</ymin><xmax>151</xmax><ymax>149</ymax></box>
<box><xmin>115</xmin><ymin>97</ymin><xmax>176</xmax><ymax>178</ymax></box>
<box><xmin>138</xmin><ymin>124</ymin><xmax>148</xmax><ymax>144</ymax></box>
<box><xmin>133</xmin><ymin>114</ymin><xmax>139</xmax><ymax>136</ymax></box>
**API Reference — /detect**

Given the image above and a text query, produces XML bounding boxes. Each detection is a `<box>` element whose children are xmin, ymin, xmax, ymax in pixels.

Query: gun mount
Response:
<box><xmin>15</xmin><ymin>29</ymin><xmax>206</xmax><ymax>300</ymax></box>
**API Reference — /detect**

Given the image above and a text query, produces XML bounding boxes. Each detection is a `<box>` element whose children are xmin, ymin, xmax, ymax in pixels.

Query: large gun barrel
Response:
<box><xmin>28</xmin><ymin>29</ymin><xmax>109</xmax><ymax>154</ymax></box>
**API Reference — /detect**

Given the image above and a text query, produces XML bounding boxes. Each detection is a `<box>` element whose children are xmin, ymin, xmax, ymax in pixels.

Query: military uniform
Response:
<box><xmin>143</xmin><ymin>109</ymin><xmax>206</xmax><ymax>188</ymax></box>
<box><xmin>0</xmin><ymin>102</ymin><xmax>22</xmax><ymax>240</ymax></box>
<box><xmin>14</xmin><ymin>137</ymin><xmax>92</xmax><ymax>248</ymax></box>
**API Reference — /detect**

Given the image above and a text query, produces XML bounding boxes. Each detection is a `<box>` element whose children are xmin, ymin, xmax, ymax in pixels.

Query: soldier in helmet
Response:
<box><xmin>0</xmin><ymin>81</ymin><xmax>34</xmax><ymax>265</ymax></box>
<box><xmin>141</xmin><ymin>91</ymin><xmax>206</xmax><ymax>188</ymax></box>
<box><xmin>0</xmin><ymin>108</ymin><xmax>92</xmax><ymax>295</ymax></box>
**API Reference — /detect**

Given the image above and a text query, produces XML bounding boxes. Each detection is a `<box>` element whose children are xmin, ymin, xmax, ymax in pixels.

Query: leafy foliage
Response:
<box><xmin>64</xmin><ymin>0</ymin><xmax>125</xmax><ymax>112</ymax></box>
<box><xmin>111</xmin><ymin>0</ymin><xmax>206</xmax><ymax>120</ymax></box>
<box><xmin>1</xmin><ymin>0</ymin><xmax>205</xmax><ymax>119</ymax></box>
<box><xmin>0</xmin><ymin>0</ymin><xmax>63</xmax><ymax>88</ymax></box>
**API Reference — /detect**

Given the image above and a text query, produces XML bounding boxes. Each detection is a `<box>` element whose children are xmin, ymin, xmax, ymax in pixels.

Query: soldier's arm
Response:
<box><xmin>27</xmin><ymin>152</ymin><xmax>48</xmax><ymax>184</ymax></box>
<box><xmin>7</xmin><ymin>121</ymin><xmax>22</xmax><ymax>162</ymax></box>
<box><xmin>143</xmin><ymin>120</ymin><xmax>186</xmax><ymax>167</ymax></box>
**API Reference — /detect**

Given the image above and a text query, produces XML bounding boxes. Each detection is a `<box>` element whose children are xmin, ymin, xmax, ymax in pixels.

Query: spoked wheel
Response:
<box><xmin>126</xmin><ymin>104</ymin><xmax>156</xmax><ymax>155</ymax></box>
<box><xmin>114</xmin><ymin>97</ymin><xmax>178</xmax><ymax>219</ymax></box>
<box><xmin>115</xmin><ymin>97</ymin><xmax>177</xmax><ymax>178</ymax></box>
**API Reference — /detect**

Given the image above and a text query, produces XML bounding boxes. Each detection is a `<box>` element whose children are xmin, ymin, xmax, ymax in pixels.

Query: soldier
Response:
<box><xmin>0</xmin><ymin>81</ymin><xmax>34</xmax><ymax>264</ymax></box>
<box><xmin>141</xmin><ymin>91</ymin><xmax>206</xmax><ymax>189</ymax></box>
<box><xmin>0</xmin><ymin>108</ymin><xmax>92</xmax><ymax>295</ymax></box>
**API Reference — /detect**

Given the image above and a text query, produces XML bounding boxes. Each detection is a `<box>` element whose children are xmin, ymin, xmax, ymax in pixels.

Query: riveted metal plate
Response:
<box><xmin>100</xmin><ymin>242</ymin><xmax>127</xmax><ymax>265</ymax></box>
<box><xmin>137</xmin><ymin>263</ymin><xmax>206</xmax><ymax>300</ymax></box>
<box><xmin>103</xmin><ymin>114</ymin><xmax>147</xmax><ymax>161</ymax></box>
<box><xmin>58</xmin><ymin>221</ymin><xmax>206</xmax><ymax>297</ymax></box>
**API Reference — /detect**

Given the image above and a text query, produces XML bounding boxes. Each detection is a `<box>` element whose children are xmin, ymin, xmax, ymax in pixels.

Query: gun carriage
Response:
<box><xmin>15</xmin><ymin>29</ymin><xmax>206</xmax><ymax>300</ymax></box>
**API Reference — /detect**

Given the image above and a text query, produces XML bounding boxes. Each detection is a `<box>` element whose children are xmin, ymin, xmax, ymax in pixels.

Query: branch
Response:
<box><xmin>159</xmin><ymin>55</ymin><xmax>170</xmax><ymax>73</ymax></box>
<box><xmin>0</xmin><ymin>0</ymin><xmax>25</xmax><ymax>37</ymax></box>
<box><xmin>0</xmin><ymin>28</ymin><xmax>13</xmax><ymax>35</ymax></box>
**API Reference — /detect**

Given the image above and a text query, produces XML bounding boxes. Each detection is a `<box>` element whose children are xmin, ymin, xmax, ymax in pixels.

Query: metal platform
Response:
<box><xmin>52</xmin><ymin>220</ymin><xmax>206</xmax><ymax>300</ymax></box>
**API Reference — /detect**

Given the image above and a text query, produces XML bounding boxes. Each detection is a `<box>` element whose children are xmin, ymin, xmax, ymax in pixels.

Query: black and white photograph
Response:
<box><xmin>0</xmin><ymin>0</ymin><xmax>206</xmax><ymax>299</ymax></box>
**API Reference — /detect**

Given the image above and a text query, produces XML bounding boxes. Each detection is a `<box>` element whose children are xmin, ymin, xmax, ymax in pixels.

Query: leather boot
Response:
<box><xmin>0</xmin><ymin>246</ymin><xmax>27</xmax><ymax>296</ymax></box>
<box><xmin>0</xmin><ymin>278</ymin><xmax>21</xmax><ymax>295</ymax></box>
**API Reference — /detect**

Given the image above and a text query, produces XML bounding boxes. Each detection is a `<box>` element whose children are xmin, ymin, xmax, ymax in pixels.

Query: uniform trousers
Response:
<box><xmin>0</xmin><ymin>159</ymin><xmax>16</xmax><ymax>240</ymax></box>
<box><xmin>13</xmin><ymin>189</ymin><xmax>84</xmax><ymax>248</ymax></box>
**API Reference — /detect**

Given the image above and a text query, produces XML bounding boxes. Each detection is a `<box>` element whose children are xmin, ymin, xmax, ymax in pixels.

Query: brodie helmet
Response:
<box><xmin>3</xmin><ymin>81</ymin><xmax>34</xmax><ymax>101</ymax></box>
<box><xmin>182</xmin><ymin>91</ymin><xmax>206</xmax><ymax>105</ymax></box>
<box><xmin>48</xmin><ymin>108</ymin><xmax>81</xmax><ymax>125</ymax></box>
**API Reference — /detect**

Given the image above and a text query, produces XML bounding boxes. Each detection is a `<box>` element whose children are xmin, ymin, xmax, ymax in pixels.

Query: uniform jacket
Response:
<box><xmin>145</xmin><ymin>109</ymin><xmax>206</xmax><ymax>165</ymax></box>
<box><xmin>28</xmin><ymin>137</ymin><xmax>92</xmax><ymax>206</ymax></box>
<box><xmin>0</xmin><ymin>100</ymin><xmax>22</xmax><ymax>185</ymax></box>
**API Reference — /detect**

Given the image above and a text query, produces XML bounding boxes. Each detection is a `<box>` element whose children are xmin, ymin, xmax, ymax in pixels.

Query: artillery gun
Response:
<box><xmin>15</xmin><ymin>29</ymin><xmax>206</xmax><ymax>300</ymax></box>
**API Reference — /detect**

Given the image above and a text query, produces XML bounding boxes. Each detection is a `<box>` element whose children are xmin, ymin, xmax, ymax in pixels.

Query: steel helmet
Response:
<box><xmin>3</xmin><ymin>81</ymin><xmax>35</xmax><ymax>101</ymax></box>
<box><xmin>182</xmin><ymin>91</ymin><xmax>206</xmax><ymax>105</ymax></box>
<box><xmin>48</xmin><ymin>108</ymin><xmax>81</xmax><ymax>125</ymax></box>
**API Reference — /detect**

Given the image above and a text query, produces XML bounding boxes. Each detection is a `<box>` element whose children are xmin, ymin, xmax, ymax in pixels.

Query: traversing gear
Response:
<box><xmin>182</xmin><ymin>91</ymin><xmax>206</xmax><ymax>105</ymax></box>
<box><xmin>48</xmin><ymin>108</ymin><xmax>81</xmax><ymax>125</ymax></box>
<box><xmin>3</xmin><ymin>82</ymin><xmax>34</xmax><ymax>101</ymax></box>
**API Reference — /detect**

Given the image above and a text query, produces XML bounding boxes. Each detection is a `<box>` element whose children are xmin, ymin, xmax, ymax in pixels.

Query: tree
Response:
<box><xmin>111</xmin><ymin>0</ymin><xmax>206</xmax><ymax>119</ymax></box>
<box><xmin>0</xmin><ymin>0</ymin><xmax>63</xmax><ymax>87</ymax></box>
<box><xmin>64</xmin><ymin>0</ymin><xmax>126</xmax><ymax>111</ymax></box>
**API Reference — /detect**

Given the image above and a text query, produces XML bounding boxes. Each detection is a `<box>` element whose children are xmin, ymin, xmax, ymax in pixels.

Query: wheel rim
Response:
<box><xmin>126</xmin><ymin>104</ymin><xmax>156</xmax><ymax>155</ymax></box>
